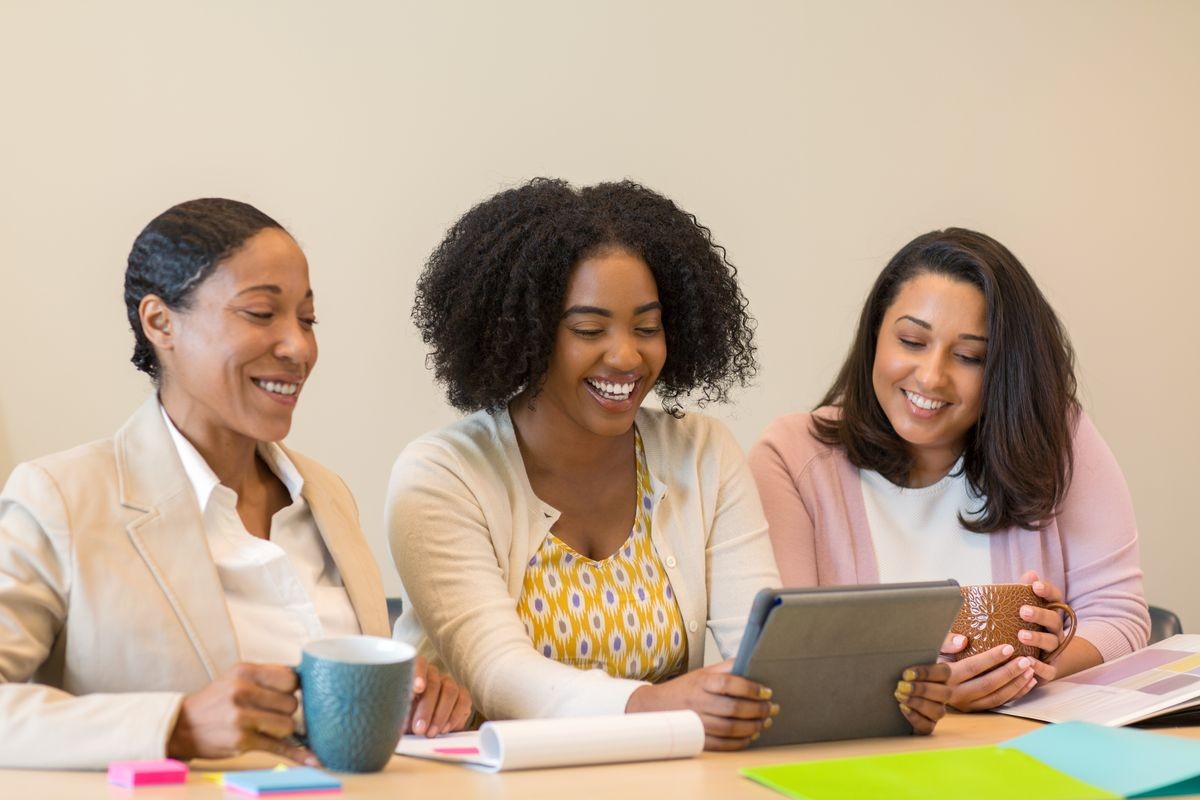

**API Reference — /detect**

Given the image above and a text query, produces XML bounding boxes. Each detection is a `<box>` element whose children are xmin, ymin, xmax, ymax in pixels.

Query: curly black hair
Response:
<box><xmin>413</xmin><ymin>178</ymin><xmax>757</xmax><ymax>415</ymax></box>
<box><xmin>124</xmin><ymin>198</ymin><xmax>284</xmax><ymax>382</ymax></box>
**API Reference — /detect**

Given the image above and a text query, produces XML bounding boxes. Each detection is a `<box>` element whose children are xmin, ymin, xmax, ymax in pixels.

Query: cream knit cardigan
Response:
<box><xmin>389</xmin><ymin>407</ymin><xmax>781</xmax><ymax>720</ymax></box>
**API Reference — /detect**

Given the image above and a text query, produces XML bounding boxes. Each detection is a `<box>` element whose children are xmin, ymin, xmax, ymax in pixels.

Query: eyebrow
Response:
<box><xmin>896</xmin><ymin>315</ymin><xmax>987</xmax><ymax>342</ymax></box>
<box><xmin>563</xmin><ymin>301</ymin><xmax>662</xmax><ymax>318</ymax></box>
<box><xmin>235</xmin><ymin>285</ymin><xmax>314</xmax><ymax>299</ymax></box>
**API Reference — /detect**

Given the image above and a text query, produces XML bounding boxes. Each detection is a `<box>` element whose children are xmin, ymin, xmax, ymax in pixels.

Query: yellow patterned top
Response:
<box><xmin>516</xmin><ymin>431</ymin><xmax>688</xmax><ymax>683</ymax></box>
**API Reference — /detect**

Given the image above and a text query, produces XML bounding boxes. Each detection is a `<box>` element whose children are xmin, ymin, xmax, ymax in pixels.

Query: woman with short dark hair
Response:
<box><xmin>749</xmin><ymin>228</ymin><xmax>1150</xmax><ymax>712</ymax></box>
<box><xmin>390</xmin><ymin>179</ymin><xmax>952</xmax><ymax>749</ymax></box>
<box><xmin>0</xmin><ymin>198</ymin><xmax>469</xmax><ymax>769</ymax></box>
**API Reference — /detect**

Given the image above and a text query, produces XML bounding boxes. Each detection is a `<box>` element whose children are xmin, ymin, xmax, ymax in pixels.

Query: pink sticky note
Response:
<box><xmin>433</xmin><ymin>746</ymin><xmax>481</xmax><ymax>755</ymax></box>
<box><xmin>107</xmin><ymin>758</ymin><xmax>189</xmax><ymax>787</ymax></box>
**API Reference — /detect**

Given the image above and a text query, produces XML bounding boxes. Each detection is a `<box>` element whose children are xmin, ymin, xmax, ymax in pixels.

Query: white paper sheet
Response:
<box><xmin>395</xmin><ymin>710</ymin><xmax>704</xmax><ymax>772</ymax></box>
<box><xmin>997</xmin><ymin>634</ymin><xmax>1200</xmax><ymax>726</ymax></box>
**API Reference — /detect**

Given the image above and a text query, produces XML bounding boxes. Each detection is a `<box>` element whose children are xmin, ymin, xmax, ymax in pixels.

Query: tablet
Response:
<box><xmin>732</xmin><ymin>581</ymin><xmax>963</xmax><ymax>747</ymax></box>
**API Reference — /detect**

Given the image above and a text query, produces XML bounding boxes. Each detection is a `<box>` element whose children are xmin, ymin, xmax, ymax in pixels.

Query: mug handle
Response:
<box><xmin>1042</xmin><ymin>602</ymin><xmax>1077</xmax><ymax>662</ymax></box>
<box><xmin>289</xmin><ymin>666</ymin><xmax>308</xmax><ymax>747</ymax></box>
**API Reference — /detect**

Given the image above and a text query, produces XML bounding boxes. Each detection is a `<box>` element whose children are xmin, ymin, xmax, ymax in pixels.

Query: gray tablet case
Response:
<box><xmin>732</xmin><ymin>581</ymin><xmax>963</xmax><ymax>747</ymax></box>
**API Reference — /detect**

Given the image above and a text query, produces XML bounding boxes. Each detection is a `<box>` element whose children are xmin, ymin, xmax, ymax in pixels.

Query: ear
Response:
<box><xmin>139</xmin><ymin>295</ymin><xmax>175</xmax><ymax>351</ymax></box>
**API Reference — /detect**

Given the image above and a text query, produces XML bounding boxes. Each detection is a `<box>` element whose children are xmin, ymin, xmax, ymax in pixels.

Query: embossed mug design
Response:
<box><xmin>296</xmin><ymin>636</ymin><xmax>415</xmax><ymax>772</ymax></box>
<box><xmin>950</xmin><ymin>583</ymin><xmax>1076</xmax><ymax>662</ymax></box>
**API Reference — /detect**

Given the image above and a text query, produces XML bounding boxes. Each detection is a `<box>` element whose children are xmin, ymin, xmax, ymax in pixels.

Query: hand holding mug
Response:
<box><xmin>167</xmin><ymin>662</ymin><xmax>317</xmax><ymax>764</ymax></box>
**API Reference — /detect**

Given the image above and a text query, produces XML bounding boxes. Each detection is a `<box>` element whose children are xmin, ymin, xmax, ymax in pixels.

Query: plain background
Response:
<box><xmin>2</xmin><ymin>1</ymin><xmax>1197</xmax><ymax>628</ymax></box>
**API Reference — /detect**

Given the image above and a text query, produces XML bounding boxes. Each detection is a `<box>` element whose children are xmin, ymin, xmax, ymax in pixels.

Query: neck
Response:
<box><xmin>906</xmin><ymin>444</ymin><xmax>963</xmax><ymax>488</ymax></box>
<box><xmin>159</xmin><ymin>387</ymin><xmax>261</xmax><ymax>495</ymax></box>
<box><xmin>508</xmin><ymin>393</ymin><xmax>633</xmax><ymax>476</ymax></box>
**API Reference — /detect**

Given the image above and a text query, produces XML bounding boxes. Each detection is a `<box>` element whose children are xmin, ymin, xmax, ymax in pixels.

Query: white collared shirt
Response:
<box><xmin>861</xmin><ymin>459</ymin><xmax>993</xmax><ymax>585</ymax></box>
<box><xmin>161</xmin><ymin>406</ymin><xmax>360</xmax><ymax>666</ymax></box>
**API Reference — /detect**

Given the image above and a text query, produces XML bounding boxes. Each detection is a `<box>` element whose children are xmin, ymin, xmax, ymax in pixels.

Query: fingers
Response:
<box><xmin>946</xmin><ymin>644</ymin><xmax>1016</xmax><ymax>683</ymax></box>
<box><xmin>245</xmin><ymin>733</ymin><xmax>320</xmax><ymax>767</ymax></box>
<box><xmin>698</xmin><ymin>712</ymin><xmax>766</xmax><ymax>744</ymax></box>
<box><xmin>1031</xmin><ymin>580</ymin><xmax>1063</xmax><ymax>603</ymax></box>
<box><xmin>240</xmin><ymin>708</ymin><xmax>298</xmax><ymax>741</ymax></box>
<box><xmin>426</xmin><ymin>677</ymin><xmax>461</xmax><ymax>738</ymax></box>
<box><xmin>902</xmin><ymin>662</ymin><xmax>952</xmax><ymax>684</ymax></box>
<box><xmin>1018</xmin><ymin>628</ymin><xmax>1061</xmax><ymax>652</ymax></box>
<box><xmin>898</xmin><ymin>695</ymin><xmax>945</xmax><ymax>735</ymax></box>
<box><xmin>236</xmin><ymin>663</ymin><xmax>299</xmax><ymax>694</ymax></box>
<box><xmin>703</xmin><ymin>733</ymin><xmax>756</xmax><ymax>751</ymax></box>
<box><xmin>951</xmin><ymin>656</ymin><xmax>1036</xmax><ymax>711</ymax></box>
<box><xmin>702</xmin><ymin>670</ymin><xmax>773</xmax><ymax>703</ymax></box>
<box><xmin>939</xmin><ymin>633</ymin><xmax>967</xmax><ymax>657</ymax></box>
<box><xmin>229</xmin><ymin>677</ymin><xmax>299</xmax><ymax>717</ymax></box>
<box><xmin>408</xmin><ymin>677</ymin><xmax>439</xmax><ymax>736</ymax></box>
<box><xmin>445</xmin><ymin>687</ymin><xmax>474</xmax><ymax>734</ymax></box>
<box><xmin>412</xmin><ymin>655</ymin><xmax>428</xmax><ymax>695</ymax></box>
<box><xmin>1028</xmin><ymin>658</ymin><xmax>1057</xmax><ymax>684</ymax></box>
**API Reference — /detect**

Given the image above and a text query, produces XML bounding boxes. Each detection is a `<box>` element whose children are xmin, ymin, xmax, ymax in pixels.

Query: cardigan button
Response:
<box><xmin>665</xmin><ymin>556</ymin><xmax>677</xmax><ymax>568</ymax></box>
<box><xmin>688</xmin><ymin>620</ymin><xmax>699</xmax><ymax>633</ymax></box>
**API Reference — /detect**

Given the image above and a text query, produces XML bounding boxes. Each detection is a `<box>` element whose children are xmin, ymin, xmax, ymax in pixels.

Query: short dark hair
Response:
<box><xmin>124</xmin><ymin>198</ymin><xmax>284</xmax><ymax>381</ymax></box>
<box><xmin>413</xmin><ymin>178</ymin><xmax>757</xmax><ymax>415</ymax></box>
<box><xmin>813</xmin><ymin>228</ymin><xmax>1079</xmax><ymax>532</ymax></box>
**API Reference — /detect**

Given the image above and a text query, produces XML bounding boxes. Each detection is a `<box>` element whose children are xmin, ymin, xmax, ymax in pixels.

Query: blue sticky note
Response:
<box><xmin>223</xmin><ymin>766</ymin><xmax>341</xmax><ymax>796</ymax></box>
<box><xmin>1001</xmin><ymin>721</ymin><xmax>1200</xmax><ymax>798</ymax></box>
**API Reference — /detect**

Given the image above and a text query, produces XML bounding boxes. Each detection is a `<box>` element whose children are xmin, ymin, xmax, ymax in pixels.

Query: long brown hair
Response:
<box><xmin>813</xmin><ymin>228</ymin><xmax>1079</xmax><ymax>532</ymax></box>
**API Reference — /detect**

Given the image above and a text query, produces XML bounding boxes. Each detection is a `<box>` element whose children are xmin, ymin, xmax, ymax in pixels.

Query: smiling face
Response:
<box><xmin>154</xmin><ymin>227</ymin><xmax>317</xmax><ymax>444</ymax></box>
<box><xmin>872</xmin><ymin>271</ymin><xmax>987</xmax><ymax>478</ymax></box>
<box><xmin>535</xmin><ymin>247</ymin><xmax>667</xmax><ymax>439</ymax></box>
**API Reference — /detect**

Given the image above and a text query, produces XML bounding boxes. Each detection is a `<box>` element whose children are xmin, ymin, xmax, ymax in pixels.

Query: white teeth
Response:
<box><xmin>905</xmin><ymin>390</ymin><xmax>947</xmax><ymax>411</ymax></box>
<box><xmin>587</xmin><ymin>378</ymin><xmax>635</xmax><ymax>401</ymax></box>
<box><xmin>256</xmin><ymin>379</ymin><xmax>299</xmax><ymax>396</ymax></box>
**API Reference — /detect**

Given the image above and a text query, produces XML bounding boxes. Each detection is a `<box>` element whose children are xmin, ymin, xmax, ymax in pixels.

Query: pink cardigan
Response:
<box><xmin>747</xmin><ymin>410</ymin><xmax>1150</xmax><ymax>661</ymax></box>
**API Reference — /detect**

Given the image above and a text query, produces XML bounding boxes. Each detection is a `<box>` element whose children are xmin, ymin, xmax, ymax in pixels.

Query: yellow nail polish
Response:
<box><xmin>896</xmin><ymin>681</ymin><xmax>913</xmax><ymax>694</ymax></box>
<box><xmin>769</xmin><ymin>703</ymin><xmax>780</xmax><ymax>717</ymax></box>
<box><xmin>763</xmin><ymin>717</ymin><xmax>774</xmax><ymax>730</ymax></box>
<box><xmin>902</xmin><ymin>669</ymin><xmax>917</xmax><ymax>682</ymax></box>
<box><xmin>758</xmin><ymin>686</ymin><xmax>773</xmax><ymax>701</ymax></box>
<box><xmin>751</xmin><ymin>731</ymin><xmax>761</xmax><ymax>742</ymax></box>
<box><xmin>899</xmin><ymin>704</ymin><xmax>911</xmax><ymax>714</ymax></box>
<box><xmin>894</xmin><ymin>690</ymin><xmax>909</xmax><ymax>702</ymax></box>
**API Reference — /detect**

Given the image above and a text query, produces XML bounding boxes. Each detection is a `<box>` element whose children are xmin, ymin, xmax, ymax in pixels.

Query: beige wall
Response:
<box><xmin>2</xmin><ymin>1</ymin><xmax>1197</xmax><ymax>627</ymax></box>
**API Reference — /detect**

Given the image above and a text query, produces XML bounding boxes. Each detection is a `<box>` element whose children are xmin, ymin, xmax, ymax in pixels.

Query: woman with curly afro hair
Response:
<box><xmin>387</xmin><ymin>179</ymin><xmax>951</xmax><ymax>749</ymax></box>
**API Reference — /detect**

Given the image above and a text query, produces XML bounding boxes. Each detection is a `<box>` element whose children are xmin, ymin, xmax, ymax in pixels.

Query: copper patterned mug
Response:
<box><xmin>950</xmin><ymin>583</ymin><xmax>1077</xmax><ymax>662</ymax></box>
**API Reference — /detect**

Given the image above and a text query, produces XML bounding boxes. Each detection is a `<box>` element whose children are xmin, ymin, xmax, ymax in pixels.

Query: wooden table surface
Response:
<box><xmin>5</xmin><ymin>712</ymin><xmax>1198</xmax><ymax>799</ymax></box>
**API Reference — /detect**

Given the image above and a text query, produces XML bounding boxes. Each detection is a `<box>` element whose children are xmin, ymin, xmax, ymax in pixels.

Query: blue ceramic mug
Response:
<box><xmin>295</xmin><ymin>636</ymin><xmax>415</xmax><ymax>772</ymax></box>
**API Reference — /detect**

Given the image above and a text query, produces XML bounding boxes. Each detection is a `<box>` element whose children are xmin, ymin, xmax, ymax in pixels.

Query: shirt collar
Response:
<box><xmin>160</xmin><ymin>404</ymin><xmax>305</xmax><ymax>512</ymax></box>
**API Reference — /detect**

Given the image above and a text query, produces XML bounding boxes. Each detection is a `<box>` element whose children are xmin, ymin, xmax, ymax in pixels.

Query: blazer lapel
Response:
<box><xmin>116</xmin><ymin>396</ymin><xmax>240</xmax><ymax>679</ymax></box>
<box><xmin>290</xmin><ymin>452</ymin><xmax>389</xmax><ymax>638</ymax></box>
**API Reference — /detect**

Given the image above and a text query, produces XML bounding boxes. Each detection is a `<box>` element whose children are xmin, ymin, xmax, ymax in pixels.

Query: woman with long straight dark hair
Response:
<box><xmin>749</xmin><ymin>228</ymin><xmax>1149</xmax><ymax>712</ymax></box>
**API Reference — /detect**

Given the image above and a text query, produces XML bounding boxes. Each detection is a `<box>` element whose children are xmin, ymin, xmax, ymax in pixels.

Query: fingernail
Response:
<box><xmin>763</xmin><ymin>717</ymin><xmax>774</xmax><ymax>730</ymax></box>
<box><xmin>902</xmin><ymin>669</ymin><xmax>917</xmax><ymax>682</ymax></box>
<box><xmin>751</xmin><ymin>731</ymin><xmax>761</xmax><ymax>741</ymax></box>
<box><xmin>1034</xmin><ymin>582</ymin><xmax>1045</xmax><ymax>593</ymax></box>
<box><xmin>758</xmin><ymin>686</ymin><xmax>773</xmax><ymax>700</ymax></box>
<box><xmin>1019</xmin><ymin>630</ymin><xmax>1032</xmax><ymax>641</ymax></box>
<box><xmin>899</xmin><ymin>704</ymin><xmax>911</xmax><ymax>714</ymax></box>
<box><xmin>953</xmin><ymin>635</ymin><xmax>965</xmax><ymax>647</ymax></box>
<box><xmin>305</xmin><ymin>755</ymin><xmax>320</xmax><ymax>766</ymax></box>
<box><xmin>1017</xmin><ymin>657</ymin><xmax>1030</xmax><ymax>669</ymax></box>
<box><xmin>413</xmin><ymin>678</ymin><xmax>426</xmax><ymax>693</ymax></box>
<box><xmin>414</xmin><ymin>719</ymin><xmax>426</xmax><ymax>734</ymax></box>
<box><xmin>896</xmin><ymin>681</ymin><xmax>913</xmax><ymax>695</ymax></box>
<box><xmin>894</xmin><ymin>690</ymin><xmax>909</xmax><ymax>702</ymax></box>
<box><xmin>1002</xmin><ymin>645</ymin><xmax>1015</xmax><ymax>657</ymax></box>
<box><xmin>427</xmin><ymin>726</ymin><xmax>439</xmax><ymax>738</ymax></box>
<box><xmin>769</xmin><ymin>703</ymin><xmax>780</xmax><ymax>717</ymax></box>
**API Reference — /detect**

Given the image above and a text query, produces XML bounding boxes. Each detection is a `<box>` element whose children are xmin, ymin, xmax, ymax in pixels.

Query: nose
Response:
<box><xmin>914</xmin><ymin>350</ymin><xmax>949</xmax><ymax>391</ymax></box>
<box><xmin>273</xmin><ymin>317</ymin><xmax>317</xmax><ymax>368</ymax></box>
<box><xmin>604</xmin><ymin>331</ymin><xmax>643</xmax><ymax>372</ymax></box>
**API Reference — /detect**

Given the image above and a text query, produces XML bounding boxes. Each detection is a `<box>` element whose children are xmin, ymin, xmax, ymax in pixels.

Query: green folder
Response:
<box><xmin>741</xmin><ymin>746</ymin><xmax>1116</xmax><ymax>800</ymax></box>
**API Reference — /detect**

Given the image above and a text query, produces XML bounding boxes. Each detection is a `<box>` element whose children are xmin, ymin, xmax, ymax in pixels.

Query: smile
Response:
<box><xmin>585</xmin><ymin>378</ymin><xmax>636</xmax><ymax>402</ymax></box>
<box><xmin>904</xmin><ymin>389</ymin><xmax>948</xmax><ymax>411</ymax></box>
<box><xmin>252</xmin><ymin>378</ymin><xmax>301</xmax><ymax>397</ymax></box>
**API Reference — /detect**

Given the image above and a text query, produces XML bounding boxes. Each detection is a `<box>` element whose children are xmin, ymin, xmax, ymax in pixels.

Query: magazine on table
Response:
<box><xmin>998</xmin><ymin>634</ymin><xmax>1200</xmax><ymax>726</ymax></box>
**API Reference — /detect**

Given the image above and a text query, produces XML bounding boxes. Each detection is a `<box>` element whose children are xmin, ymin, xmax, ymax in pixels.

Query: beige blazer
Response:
<box><xmin>0</xmin><ymin>396</ymin><xmax>389</xmax><ymax>769</ymax></box>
